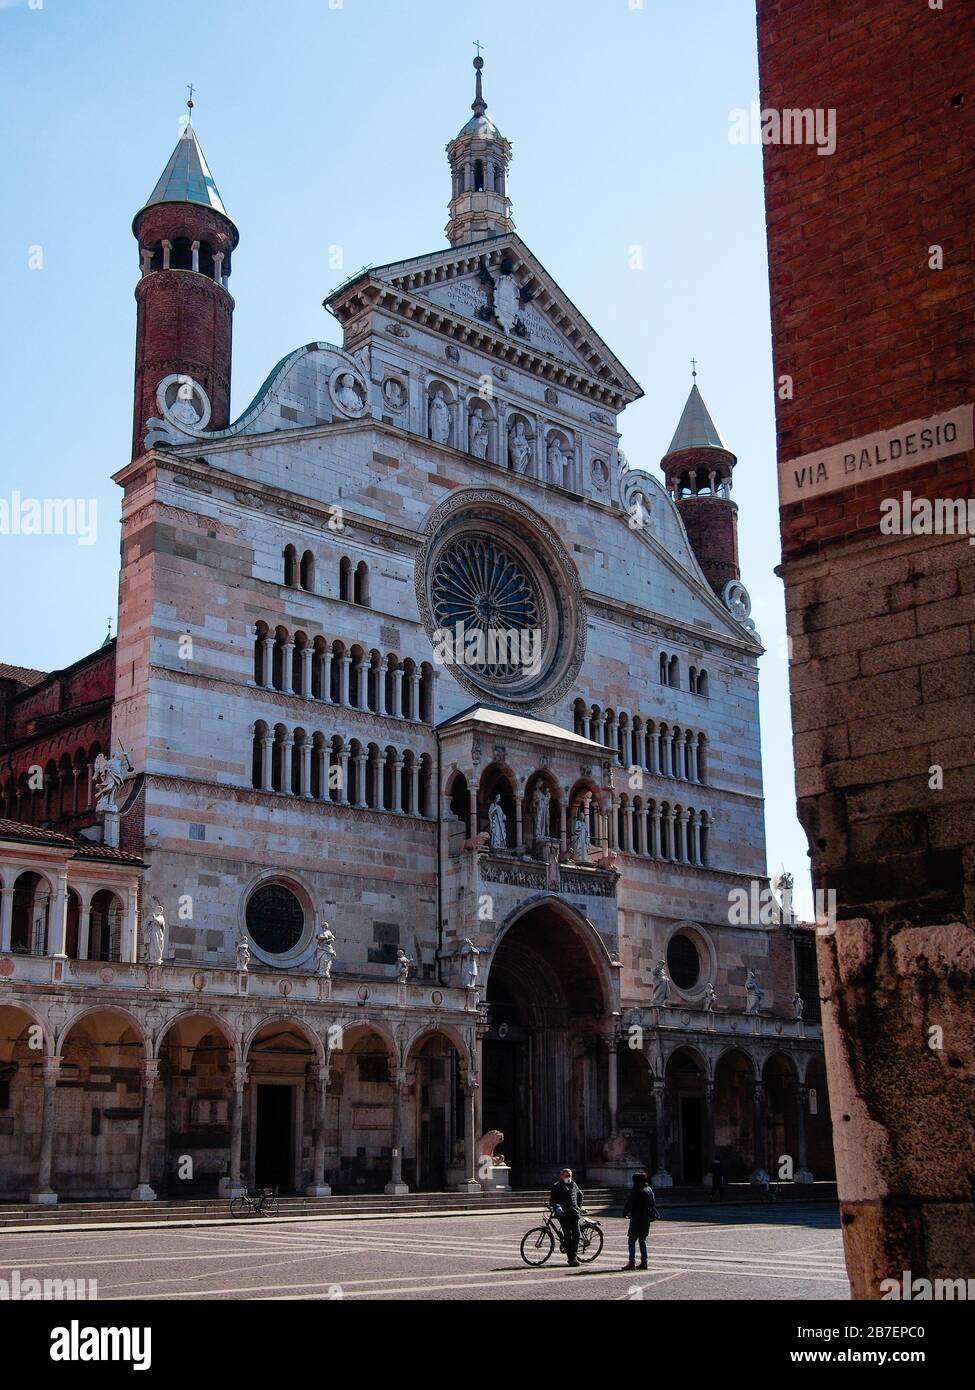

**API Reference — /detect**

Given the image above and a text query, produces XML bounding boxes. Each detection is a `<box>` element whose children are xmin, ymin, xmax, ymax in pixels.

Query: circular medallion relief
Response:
<box><xmin>156</xmin><ymin>374</ymin><xmax>212</xmax><ymax>432</ymax></box>
<box><xmin>416</xmin><ymin>489</ymin><xmax>586</xmax><ymax>709</ymax></box>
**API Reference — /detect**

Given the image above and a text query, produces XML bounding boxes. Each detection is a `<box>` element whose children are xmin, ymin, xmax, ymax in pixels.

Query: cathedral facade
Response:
<box><xmin>0</xmin><ymin>62</ymin><xmax>832</xmax><ymax>1202</ymax></box>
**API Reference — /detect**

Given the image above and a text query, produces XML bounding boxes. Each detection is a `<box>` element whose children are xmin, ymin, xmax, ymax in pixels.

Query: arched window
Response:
<box><xmin>668</xmin><ymin>655</ymin><xmax>680</xmax><ymax>688</ymax></box>
<box><xmin>659</xmin><ymin>654</ymin><xmax>668</xmax><ymax>684</ymax></box>
<box><xmin>697</xmin><ymin>668</ymin><xmax>709</xmax><ymax>698</ymax></box>
<box><xmin>89</xmin><ymin>889</ymin><xmax>122</xmax><ymax>962</ymax></box>
<box><xmin>300</xmin><ymin>550</ymin><xmax>315</xmax><ymax>591</ymax></box>
<box><xmin>354</xmin><ymin>560</ymin><xmax>369</xmax><ymax>606</ymax></box>
<box><xmin>283</xmin><ymin>545</ymin><xmax>298</xmax><ymax>588</ymax></box>
<box><xmin>339</xmin><ymin>556</ymin><xmax>352</xmax><ymax>602</ymax></box>
<box><xmin>474</xmin><ymin>159</ymin><xmax>485</xmax><ymax>192</ymax></box>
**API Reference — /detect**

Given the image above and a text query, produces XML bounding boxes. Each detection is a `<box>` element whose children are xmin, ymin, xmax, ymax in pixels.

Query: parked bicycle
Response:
<box><xmin>230</xmin><ymin>1186</ymin><xmax>280</xmax><ymax>1218</ymax></box>
<box><xmin>520</xmin><ymin>1208</ymin><xmax>604</xmax><ymax>1266</ymax></box>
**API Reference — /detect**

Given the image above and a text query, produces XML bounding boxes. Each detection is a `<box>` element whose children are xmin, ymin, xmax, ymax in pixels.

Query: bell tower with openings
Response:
<box><xmin>131</xmin><ymin>100</ymin><xmax>239</xmax><ymax>459</ymax></box>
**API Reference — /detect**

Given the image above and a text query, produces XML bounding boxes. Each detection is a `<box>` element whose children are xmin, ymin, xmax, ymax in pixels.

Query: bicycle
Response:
<box><xmin>519</xmin><ymin>1208</ymin><xmax>604</xmax><ymax>1266</ymax></box>
<box><xmin>230</xmin><ymin>1186</ymin><xmax>280</xmax><ymax>1218</ymax></box>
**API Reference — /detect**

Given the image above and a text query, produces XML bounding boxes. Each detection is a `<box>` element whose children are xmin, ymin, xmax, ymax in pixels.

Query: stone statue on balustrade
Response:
<box><xmin>651</xmin><ymin>960</ymin><xmax>670</xmax><ymax>1007</ymax></box>
<box><xmin>144</xmin><ymin>899</ymin><xmax>166</xmax><ymax>967</ymax></box>
<box><xmin>93</xmin><ymin>748</ymin><xmax>135</xmax><ymax>813</ymax></box>
<box><xmin>745</xmin><ymin>968</ymin><xmax>765</xmax><ymax>1015</ymax></box>
<box><xmin>488</xmin><ymin>794</ymin><xmax>507</xmax><ymax>851</ymax></box>
<box><xmin>315</xmin><ymin>926</ymin><xmax>337</xmax><ymax>979</ymax></box>
<box><xmin>703</xmin><ymin>982</ymin><xmax>716</xmax><ymax>1013</ymax></box>
<box><xmin>460</xmin><ymin>938</ymin><xmax>480</xmax><ymax>990</ymax></box>
<box><xmin>792</xmin><ymin>992</ymin><xmax>804</xmax><ymax>1020</ymax></box>
<box><xmin>235</xmin><ymin>934</ymin><xmax>251</xmax><ymax>973</ymax></box>
<box><xmin>396</xmin><ymin>947</ymin><xmax>414</xmax><ymax>985</ymax></box>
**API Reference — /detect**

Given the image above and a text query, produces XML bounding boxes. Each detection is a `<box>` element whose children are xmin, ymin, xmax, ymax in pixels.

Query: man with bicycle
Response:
<box><xmin>549</xmin><ymin>1166</ymin><xmax>584</xmax><ymax>1266</ymax></box>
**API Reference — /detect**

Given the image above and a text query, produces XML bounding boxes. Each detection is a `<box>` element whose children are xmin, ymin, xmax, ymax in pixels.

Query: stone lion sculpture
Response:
<box><xmin>478</xmin><ymin>1129</ymin><xmax>506</xmax><ymax>1166</ymax></box>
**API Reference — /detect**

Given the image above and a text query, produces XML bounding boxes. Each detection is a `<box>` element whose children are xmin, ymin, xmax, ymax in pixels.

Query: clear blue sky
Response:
<box><xmin>0</xmin><ymin>0</ymin><xmax>813</xmax><ymax>913</ymax></box>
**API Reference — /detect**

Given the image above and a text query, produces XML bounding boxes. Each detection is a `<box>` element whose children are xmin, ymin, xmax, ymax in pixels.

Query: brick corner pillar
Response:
<box><xmin>757</xmin><ymin>0</ymin><xmax>975</xmax><ymax>1299</ymax></box>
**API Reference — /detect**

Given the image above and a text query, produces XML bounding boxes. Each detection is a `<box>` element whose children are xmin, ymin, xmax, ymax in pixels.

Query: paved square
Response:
<box><xmin>0</xmin><ymin>1202</ymin><xmax>848</xmax><ymax>1301</ymax></box>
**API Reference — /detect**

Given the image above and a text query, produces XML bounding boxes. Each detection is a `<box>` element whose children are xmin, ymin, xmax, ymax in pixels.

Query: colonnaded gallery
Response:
<box><xmin>0</xmin><ymin>63</ymin><xmax>833</xmax><ymax>1203</ymax></box>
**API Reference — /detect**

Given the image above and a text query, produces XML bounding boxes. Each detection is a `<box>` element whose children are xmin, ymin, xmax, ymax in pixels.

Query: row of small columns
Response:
<box><xmin>255</xmin><ymin>735</ymin><xmax>431</xmax><ymax>816</ymax></box>
<box><xmin>651</xmin><ymin>1077</ymin><xmax>811</xmax><ymax>1184</ymax></box>
<box><xmin>0</xmin><ymin>880</ymin><xmax>139</xmax><ymax>960</ymax></box>
<box><xmin>258</xmin><ymin>638</ymin><xmax>435</xmax><ymax>721</ymax></box>
<box><xmin>140</xmin><ymin>240</ymin><xmax>227</xmax><ymax>286</ymax></box>
<box><xmin>583</xmin><ymin>710</ymin><xmax>706</xmax><ymax>783</ymax></box>
<box><xmin>456</xmin><ymin>785</ymin><xmax>609</xmax><ymax>855</ymax></box>
<box><xmin>611</xmin><ymin>802</ymin><xmax>710</xmax><ymax>865</ymax></box>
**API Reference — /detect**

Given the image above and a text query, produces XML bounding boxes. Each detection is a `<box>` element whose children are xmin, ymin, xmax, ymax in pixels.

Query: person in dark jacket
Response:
<box><xmin>621</xmin><ymin>1170</ymin><xmax>656</xmax><ymax>1270</ymax></box>
<box><xmin>709</xmin><ymin>1155</ymin><xmax>724</xmax><ymax>1202</ymax></box>
<box><xmin>549</xmin><ymin>1167</ymin><xmax>584</xmax><ymax>1266</ymax></box>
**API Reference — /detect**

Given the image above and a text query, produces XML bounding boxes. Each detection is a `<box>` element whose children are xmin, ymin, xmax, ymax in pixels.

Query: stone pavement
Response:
<box><xmin>0</xmin><ymin>1201</ymin><xmax>848</xmax><ymax>1301</ymax></box>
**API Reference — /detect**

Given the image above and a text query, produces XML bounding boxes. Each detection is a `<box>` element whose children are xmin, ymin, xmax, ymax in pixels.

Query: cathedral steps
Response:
<box><xmin>0</xmin><ymin>1182</ymin><xmax>837</xmax><ymax>1231</ymax></box>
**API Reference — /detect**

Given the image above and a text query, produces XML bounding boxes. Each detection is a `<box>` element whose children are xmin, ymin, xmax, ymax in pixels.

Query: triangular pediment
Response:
<box><xmin>326</xmin><ymin>234</ymin><xmax>642</xmax><ymax>403</ymax></box>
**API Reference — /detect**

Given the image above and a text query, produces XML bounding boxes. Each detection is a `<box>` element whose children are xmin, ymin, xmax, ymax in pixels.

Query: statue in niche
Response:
<box><xmin>792</xmin><ymin>992</ymin><xmax>804</xmax><ymax>1020</ymax></box>
<box><xmin>547</xmin><ymin>436</ymin><xmax>567</xmax><ymax>484</ymax></box>
<box><xmin>469</xmin><ymin>407</ymin><xmax>490</xmax><ymax>460</ymax></box>
<box><xmin>572</xmin><ymin>806</ymin><xmax>591</xmax><ymax>863</ymax></box>
<box><xmin>315</xmin><ymin>926</ymin><xmax>337</xmax><ymax>979</ymax></box>
<box><xmin>383</xmin><ymin>377</ymin><xmax>407</xmax><ymax>409</ymax></box>
<box><xmin>488</xmin><ymin>794</ymin><xmax>507</xmax><ymax>851</ymax></box>
<box><xmin>507</xmin><ymin>419</ymin><xmax>532</xmax><ymax>473</ymax></box>
<box><xmin>651</xmin><ymin>960</ymin><xmax>670</xmax><ymax>1007</ymax></box>
<box><xmin>428</xmin><ymin>389</ymin><xmax>452</xmax><ymax>445</ymax></box>
<box><xmin>396</xmin><ymin>947</ymin><xmax>414</xmax><ymax>984</ymax></box>
<box><xmin>745</xmin><ymin>968</ymin><xmax>765</xmax><ymax>1015</ymax></box>
<box><xmin>460</xmin><ymin>938</ymin><xmax>480</xmax><ymax>990</ymax></box>
<box><xmin>532</xmin><ymin>785</ymin><xmax>552</xmax><ymax>842</ymax></box>
<box><xmin>235</xmin><ymin>935</ymin><xmax>251</xmax><ymax>973</ymax></box>
<box><xmin>144</xmin><ymin>899</ymin><xmax>166</xmax><ymax>966</ymax></box>
<box><xmin>335</xmin><ymin>372</ymin><xmax>365</xmax><ymax>415</ymax></box>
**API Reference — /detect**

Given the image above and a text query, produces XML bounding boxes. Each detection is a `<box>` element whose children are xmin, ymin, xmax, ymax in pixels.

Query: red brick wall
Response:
<box><xmin>758</xmin><ymin>0</ymin><xmax>974</xmax><ymax>560</ymax></box>
<box><xmin>676</xmin><ymin>496</ymin><xmax>740</xmax><ymax>594</ymax></box>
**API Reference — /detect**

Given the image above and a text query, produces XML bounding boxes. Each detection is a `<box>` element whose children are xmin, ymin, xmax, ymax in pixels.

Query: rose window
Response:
<box><xmin>430</xmin><ymin>536</ymin><xmax>541</xmax><ymax>679</ymax></box>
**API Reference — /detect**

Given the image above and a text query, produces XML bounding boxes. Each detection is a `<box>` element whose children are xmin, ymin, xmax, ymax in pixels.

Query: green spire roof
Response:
<box><xmin>144</xmin><ymin>121</ymin><xmax>229</xmax><ymax>217</ymax></box>
<box><xmin>666</xmin><ymin>383</ymin><xmax>729</xmax><ymax>454</ymax></box>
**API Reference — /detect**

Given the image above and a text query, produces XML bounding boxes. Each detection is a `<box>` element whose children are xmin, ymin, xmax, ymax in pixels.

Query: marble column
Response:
<box><xmin>796</xmin><ymin>1085</ymin><xmax>813</xmax><ymax>1183</ymax></box>
<box><xmin>354</xmin><ymin>752</ymin><xmax>368</xmax><ymax>808</ymax></box>
<box><xmin>47</xmin><ymin>871</ymin><xmax>69</xmax><ymax>959</ymax></box>
<box><xmin>457</xmin><ymin>1077</ymin><xmax>481</xmax><ymax>1193</ymax></box>
<box><xmin>703</xmin><ymin>1080</ymin><xmax>716</xmax><ymax>1182</ymax></box>
<box><xmin>260</xmin><ymin>735</ymin><xmax>273</xmax><ymax>791</ymax></box>
<box><xmin>391</xmin><ymin>758</ymin><xmax>404</xmax><ymax>814</ymax></box>
<box><xmin>77</xmin><ymin>899</ymin><xmax>91</xmax><ymax>959</ymax></box>
<box><xmin>339</xmin><ymin>655</ymin><xmax>351</xmax><ymax>708</ymax></box>
<box><xmin>339</xmin><ymin>744</ymin><xmax>351</xmax><ymax>806</ymax></box>
<box><xmin>307</xmin><ymin>1060</ymin><xmax>333</xmax><ymax>1196</ymax></box>
<box><xmin>514</xmin><ymin>792</ymin><xmax>524</xmax><ymax>853</ymax></box>
<box><xmin>409</xmin><ymin>761</ymin><xmax>420</xmax><ymax>816</ymax></box>
<box><xmin>391</xmin><ymin>666</ymin><xmax>404</xmax><ymax>719</ymax></box>
<box><xmin>281</xmin><ymin>735</ymin><xmax>294</xmax><ymax>794</ymax></box>
<box><xmin>354</xmin><ymin>660</ymin><xmax>368</xmax><ymax>709</ymax></box>
<box><xmin>260</xmin><ymin>637</ymin><xmax>274</xmax><ymax>687</ymax></box>
<box><xmin>408</xmin><ymin>670</ymin><xmax>420</xmax><ymax>721</ymax></box>
<box><xmin>281</xmin><ymin>640</ymin><xmax>295</xmax><ymax>695</ymax></box>
<box><xmin>752</xmin><ymin>1082</ymin><xmax>768</xmax><ymax>1178</ymax></box>
<box><xmin>651</xmin><ymin>1079</ymin><xmax>673</xmax><ymax>1187</ymax></box>
<box><xmin>300</xmin><ymin>645</ymin><xmax>313</xmax><ymax>699</ymax></box>
<box><xmin>30</xmin><ymin>1056</ymin><xmax>61</xmax><ymax>1205</ymax></box>
<box><xmin>0</xmin><ymin>886</ymin><xmax>13</xmax><ymax>952</ymax></box>
<box><xmin>131</xmin><ymin>1059</ymin><xmax>159</xmax><ymax>1201</ymax></box>
<box><xmin>299</xmin><ymin>739</ymin><xmax>312</xmax><ymax>798</ymax></box>
<box><xmin>651</xmin><ymin>805</ymin><xmax>662</xmax><ymax>858</ymax></box>
<box><xmin>322</xmin><ymin>650</ymin><xmax>333</xmax><ymax>702</ymax></box>
<box><xmin>606</xmin><ymin>1041</ymin><xmax>619</xmax><ymax>1138</ymax></box>
<box><xmin>228</xmin><ymin>1063</ymin><xmax>247</xmax><ymax>1197</ymax></box>
<box><xmin>385</xmin><ymin>1070</ymin><xmax>409</xmax><ymax>1194</ymax></box>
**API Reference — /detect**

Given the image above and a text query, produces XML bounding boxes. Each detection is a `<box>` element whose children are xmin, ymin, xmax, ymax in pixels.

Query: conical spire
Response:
<box><xmin>666</xmin><ymin>382</ymin><xmax>728</xmax><ymax>455</ymax></box>
<box><xmin>143</xmin><ymin>118</ymin><xmax>229</xmax><ymax>217</ymax></box>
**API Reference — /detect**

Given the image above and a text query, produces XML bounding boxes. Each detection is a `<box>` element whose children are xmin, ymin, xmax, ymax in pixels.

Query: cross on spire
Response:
<box><xmin>186</xmin><ymin>83</ymin><xmax>196</xmax><ymax>118</ymax></box>
<box><xmin>691</xmin><ymin>356</ymin><xmax>698</xmax><ymax>381</ymax></box>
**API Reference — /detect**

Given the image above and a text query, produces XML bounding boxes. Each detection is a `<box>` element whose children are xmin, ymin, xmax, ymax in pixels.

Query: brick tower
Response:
<box><xmin>131</xmin><ymin>104</ymin><xmax>238</xmax><ymax>458</ymax></box>
<box><xmin>660</xmin><ymin>378</ymin><xmax>739</xmax><ymax>596</ymax></box>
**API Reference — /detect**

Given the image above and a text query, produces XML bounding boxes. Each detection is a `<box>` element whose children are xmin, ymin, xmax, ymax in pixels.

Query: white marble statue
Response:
<box><xmin>144</xmin><ymin>899</ymin><xmax>165</xmax><ymax>966</ymax></box>
<box><xmin>93</xmin><ymin>748</ymin><xmax>135</xmax><ymax>813</ymax></box>
<box><xmin>170</xmin><ymin>391</ymin><xmax>201</xmax><ymax>427</ymax></box>
<box><xmin>428</xmin><ymin>389</ymin><xmax>451</xmax><ymax>445</ymax></box>
<box><xmin>651</xmin><ymin>960</ymin><xmax>670</xmax><ymax>1007</ymax></box>
<box><xmin>792</xmin><ymin>992</ymin><xmax>804</xmax><ymax>1020</ymax></box>
<box><xmin>507</xmin><ymin>420</ymin><xmax>532</xmax><ymax>473</ymax></box>
<box><xmin>547</xmin><ymin>436</ymin><xmax>566</xmax><ymax>483</ymax></box>
<box><xmin>460</xmin><ymin>938</ymin><xmax>480</xmax><ymax>990</ymax></box>
<box><xmin>572</xmin><ymin>807</ymin><xmax>591</xmax><ymax>863</ymax></box>
<box><xmin>703</xmin><ymin>982</ymin><xmax>716</xmax><ymax>1013</ymax></box>
<box><xmin>396</xmin><ymin>947</ymin><xmax>413</xmax><ymax>985</ymax></box>
<box><xmin>315</xmin><ymin>926</ymin><xmax>337</xmax><ymax>979</ymax></box>
<box><xmin>488</xmin><ymin>794</ymin><xmax>507</xmax><ymax>851</ymax></box>
<box><xmin>235</xmin><ymin>934</ymin><xmax>251</xmax><ymax>973</ymax></box>
<box><xmin>532</xmin><ymin>785</ymin><xmax>551</xmax><ymax>841</ymax></box>
<box><xmin>469</xmin><ymin>407</ymin><xmax>490</xmax><ymax>460</ymax></box>
<box><xmin>746</xmin><ymin>968</ymin><xmax>765</xmax><ymax>1015</ymax></box>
